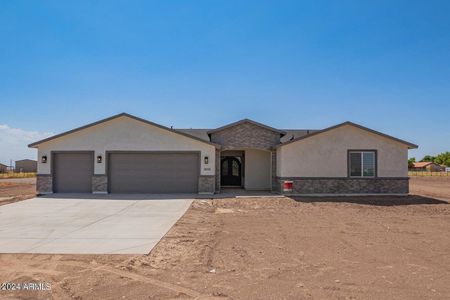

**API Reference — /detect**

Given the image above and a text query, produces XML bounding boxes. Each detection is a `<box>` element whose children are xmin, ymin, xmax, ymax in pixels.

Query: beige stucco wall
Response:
<box><xmin>36</xmin><ymin>116</ymin><xmax>216</xmax><ymax>176</ymax></box>
<box><xmin>244</xmin><ymin>149</ymin><xmax>271</xmax><ymax>190</ymax></box>
<box><xmin>277</xmin><ymin>124</ymin><xmax>409</xmax><ymax>177</ymax></box>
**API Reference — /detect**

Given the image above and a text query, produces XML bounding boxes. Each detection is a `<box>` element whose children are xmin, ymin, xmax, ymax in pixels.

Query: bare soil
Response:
<box><xmin>409</xmin><ymin>176</ymin><xmax>450</xmax><ymax>201</ymax></box>
<box><xmin>0</xmin><ymin>178</ymin><xmax>36</xmax><ymax>206</ymax></box>
<box><xmin>1</xmin><ymin>178</ymin><xmax>450</xmax><ymax>299</ymax></box>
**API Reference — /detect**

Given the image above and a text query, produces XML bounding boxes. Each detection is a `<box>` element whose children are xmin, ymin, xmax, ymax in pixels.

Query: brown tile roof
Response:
<box><xmin>413</xmin><ymin>162</ymin><xmax>435</xmax><ymax>168</ymax></box>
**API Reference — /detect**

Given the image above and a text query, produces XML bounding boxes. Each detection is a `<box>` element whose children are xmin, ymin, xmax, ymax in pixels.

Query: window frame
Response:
<box><xmin>347</xmin><ymin>150</ymin><xmax>377</xmax><ymax>178</ymax></box>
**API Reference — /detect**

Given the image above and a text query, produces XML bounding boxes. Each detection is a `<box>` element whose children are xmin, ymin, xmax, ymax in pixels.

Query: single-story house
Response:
<box><xmin>0</xmin><ymin>163</ymin><xmax>7</xmax><ymax>173</ymax></box>
<box><xmin>15</xmin><ymin>159</ymin><xmax>37</xmax><ymax>173</ymax></box>
<box><xmin>29</xmin><ymin>113</ymin><xmax>418</xmax><ymax>195</ymax></box>
<box><xmin>412</xmin><ymin>162</ymin><xmax>442</xmax><ymax>172</ymax></box>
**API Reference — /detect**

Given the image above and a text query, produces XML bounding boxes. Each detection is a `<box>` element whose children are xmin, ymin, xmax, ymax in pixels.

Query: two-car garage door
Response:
<box><xmin>52</xmin><ymin>152</ymin><xmax>199</xmax><ymax>193</ymax></box>
<box><xmin>108</xmin><ymin>153</ymin><xmax>199</xmax><ymax>193</ymax></box>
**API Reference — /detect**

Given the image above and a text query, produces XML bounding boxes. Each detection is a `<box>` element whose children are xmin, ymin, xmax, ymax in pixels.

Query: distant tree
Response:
<box><xmin>408</xmin><ymin>157</ymin><xmax>416</xmax><ymax>169</ymax></box>
<box><xmin>434</xmin><ymin>152</ymin><xmax>450</xmax><ymax>167</ymax></box>
<box><xmin>421</xmin><ymin>155</ymin><xmax>435</xmax><ymax>162</ymax></box>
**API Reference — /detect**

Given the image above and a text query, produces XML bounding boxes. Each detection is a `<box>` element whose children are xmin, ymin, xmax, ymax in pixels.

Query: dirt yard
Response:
<box><xmin>410</xmin><ymin>176</ymin><xmax>450</xmax><ymax>201</ymax></box>
<box><xmin>0</xmin><ymin>178</ymin><xmax>449</xmax><ymax>299</ymax></box>
<box><xmin>0</xmin><ymin>178</ymin><xmax>36</xmax><ymax>206</ymax></box>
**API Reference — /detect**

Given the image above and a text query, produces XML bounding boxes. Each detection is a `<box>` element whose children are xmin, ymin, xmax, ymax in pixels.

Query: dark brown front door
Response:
<box><xmin>221</xmin><ymin>157</ymin><xmax>242</xmax><ymax>186</ymax></box>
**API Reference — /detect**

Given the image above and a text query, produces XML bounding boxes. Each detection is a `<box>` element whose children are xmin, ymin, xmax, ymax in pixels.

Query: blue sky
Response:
<box><xmin>1</xmin><ymin>0</ymin><xmax>449</xmax><ymax>164</ymax></box>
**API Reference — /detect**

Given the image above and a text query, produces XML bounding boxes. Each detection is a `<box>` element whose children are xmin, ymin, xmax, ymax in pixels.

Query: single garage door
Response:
<box><xmin>53</xmin><ymin>152</ymin><xmax>94</xmax><ymax>193</ymax></box>
<box><xmin>109</xmin><ymin>152</ymin><xmax>199</xmax><ymax>193</ymax></box>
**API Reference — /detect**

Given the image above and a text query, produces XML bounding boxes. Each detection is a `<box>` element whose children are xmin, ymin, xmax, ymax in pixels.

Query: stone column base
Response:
<box><xmin>199</xmin><ymin>175</ymin><xmax>215</xmax><ymax>194</ymax></box>
<box><xmin>215</xmin><ymin>150</ymin><xmax>221</xmax><ymax>193</ymax></box>
<box><xmin>92</xmin><ymin>175</ymin><xmax>108</xmax><ymax>194</ymax></box>
<box><xmin>37</xmin><ymin>174</ymin><xmax>53</xmax><ymax>194</ymax></box>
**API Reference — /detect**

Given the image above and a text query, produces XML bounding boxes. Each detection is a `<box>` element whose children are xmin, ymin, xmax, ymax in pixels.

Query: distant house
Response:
<box><xmin>15</xmin><ymin>159</ymin><xmax>37</xmax><ymax>173</ymax></box>
<box><xmin>0</xmin><ymin>163</ymin><xmax>7</xmax><ymax>173</ymax></box>
<box><xmin>412</xmin><ymin>162</ymin><xmax>442</xmax><ymax>172</ymax></box>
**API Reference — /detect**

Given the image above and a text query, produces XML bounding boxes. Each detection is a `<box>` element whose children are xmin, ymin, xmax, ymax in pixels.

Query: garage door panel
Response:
<box><xmin>53</xmin><ymin>153</ymin><xmax>94</xmax><ymax>193</ymax></box>
<box><xmin>109</xmin><ymin>153</ymin><xmax>199</xmax><ymax>193</ymax></box>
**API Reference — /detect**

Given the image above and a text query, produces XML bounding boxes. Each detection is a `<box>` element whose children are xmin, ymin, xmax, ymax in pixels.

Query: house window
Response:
<box><xmin>231</xmin><ymin>160</ymin><xmax>240</xmax><ymax>177</ymax></box>
<box><xmin>349</xmin><ymin>151</ymin><xmax>376</xmax><ymax>177</ymax></box>
<box><xmin>221</xmin><ymin>160</ymin><xmax>228</xmax><ymax>176</ymax></box>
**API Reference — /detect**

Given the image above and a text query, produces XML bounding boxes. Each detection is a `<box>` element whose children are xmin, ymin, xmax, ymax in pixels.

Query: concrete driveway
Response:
<box><xmin>0</xmin><ymin>195</ymin><xmax>193</xmax><ymax>254</ymax></box>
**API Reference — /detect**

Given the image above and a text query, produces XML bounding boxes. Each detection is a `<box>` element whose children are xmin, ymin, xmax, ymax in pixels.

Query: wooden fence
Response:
<box><xmin>408</xmin><ymin>171</ymin><xmax>450</xmax><ymax>177</ymax></box>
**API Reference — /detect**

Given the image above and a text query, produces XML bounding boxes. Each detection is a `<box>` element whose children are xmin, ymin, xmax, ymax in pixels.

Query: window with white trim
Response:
<box><xmin>349</xmin><ymin>151</ymin><xmax>376</xmax><ymax>177</ymax></box>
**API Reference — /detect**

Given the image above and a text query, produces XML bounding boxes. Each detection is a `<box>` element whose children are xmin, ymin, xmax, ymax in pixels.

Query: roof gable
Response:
<box><xmin>28</xmin><ymin>113</ymin><xmax>219</xmax><ymax>148</ymax></box>
<box><xmin>207</xmin><ymin>119</ymin><xmax>286</xmax><ymax>135</ymax></box>
<box><xmin>277</xmin><ymin>121</ymin><xmax>418</xmax><ymax>149</ymax></box>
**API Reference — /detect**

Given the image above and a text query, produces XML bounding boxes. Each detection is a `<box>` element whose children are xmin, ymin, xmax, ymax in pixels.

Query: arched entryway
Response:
<box><xmin>221</xmin><ymin>157</ymin><xmax>242</xmax><ymax>186</ymax></box>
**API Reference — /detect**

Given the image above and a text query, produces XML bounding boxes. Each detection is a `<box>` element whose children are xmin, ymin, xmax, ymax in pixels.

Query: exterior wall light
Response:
<box><xmin>41</xmin><ymin>156</ymin><xmax>47</xmax><ymax>163</ymax></box>
<box><xmin>204</xmin><ymin>156</ymin><xmax>209</xmax><ymax>164</ymax></box>
<box><xmin>97</xmin><ymin>155</ymin><xmax>103</xmax><ymax>163</ymax></box>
